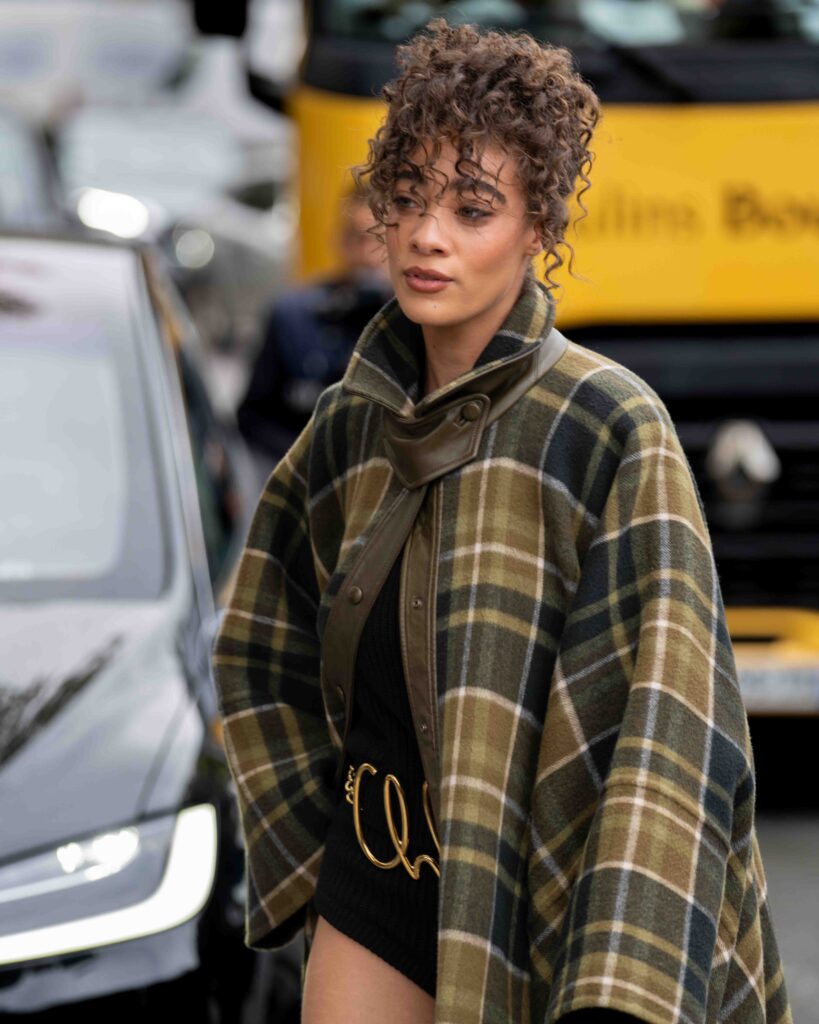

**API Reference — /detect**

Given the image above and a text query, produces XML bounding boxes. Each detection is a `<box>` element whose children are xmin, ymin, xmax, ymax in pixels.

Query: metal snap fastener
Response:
<box><xmin>419</xmin><ymin>720</ymin><xmax>429</xmax><ymax>734</ymax></box>
<box><xmin>461</xmin><ymin>400</ymin><xmax>482</xmax><ymax>422</ymax></box>
<box><xmin>349</xmin><ymin>585</ymin><xmax>363</xmax><ymax>604</ymax></box>
<box><xmin>411</xmin><ymin>596</ymin><xmax>424</xmax><ymax>610</ymax></box>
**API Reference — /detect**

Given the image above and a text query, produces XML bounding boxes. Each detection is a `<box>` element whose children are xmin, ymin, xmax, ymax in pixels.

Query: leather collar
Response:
<box><xmin>342</xmin><ymin>278</ymin><xmax>567</xmax><ymax>488</ymax></box>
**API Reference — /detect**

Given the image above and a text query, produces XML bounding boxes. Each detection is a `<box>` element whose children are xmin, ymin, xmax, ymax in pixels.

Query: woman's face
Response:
<box><xmin>384</xmin><ymin>140</ymin><xmax>541</xmax><ymax>338</ymax></box>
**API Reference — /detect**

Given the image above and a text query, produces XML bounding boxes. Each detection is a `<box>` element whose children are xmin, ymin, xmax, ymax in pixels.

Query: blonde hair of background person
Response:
<box><xmin>213</xmin><ymin>19</ymin><xmax>791</xmax><ymax>1024</ymax></box>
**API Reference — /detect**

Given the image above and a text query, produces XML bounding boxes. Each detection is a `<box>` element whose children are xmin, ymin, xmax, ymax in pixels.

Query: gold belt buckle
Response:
<box><xmin>344</xmin><ymin>763</ymin><xmax>441</xmax><ymax>880</ymax></box>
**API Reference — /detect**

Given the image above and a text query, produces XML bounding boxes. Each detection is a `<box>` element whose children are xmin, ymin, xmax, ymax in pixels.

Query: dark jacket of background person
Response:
<box><xmin>237</xmin><ymin>188</ymin><xmax>391</xmax><ymax>472</ymax></box>
<box><xmin>237</xmin><ymin>273</ymin><xmax>391</xmax><ymax>464</ymax></box>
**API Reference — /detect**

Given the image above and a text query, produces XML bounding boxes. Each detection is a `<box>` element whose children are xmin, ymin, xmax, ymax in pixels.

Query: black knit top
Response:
<box><xmin>313</xmin><ymin>554</ymin><xmax>440</xmax><ymax>996</ymax></box>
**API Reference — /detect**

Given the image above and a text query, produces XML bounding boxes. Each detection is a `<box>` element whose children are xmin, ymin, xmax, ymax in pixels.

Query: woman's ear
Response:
<box><xmin>525</xmin><ymin>226</ymin><xmax>544</xmax><ymax>256</ymax></box>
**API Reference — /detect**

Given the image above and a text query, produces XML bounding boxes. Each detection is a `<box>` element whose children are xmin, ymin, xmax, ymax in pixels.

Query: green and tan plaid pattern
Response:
<box><xmin>213</xmin><ymin>278</ymin><xmax>790</xmax><ymax>1023</ymax></box>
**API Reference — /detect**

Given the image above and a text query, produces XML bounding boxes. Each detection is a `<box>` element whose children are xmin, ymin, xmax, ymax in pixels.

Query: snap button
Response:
<box><xmin>461</xmin><ymin>400</ymin><xmax>482</xmax><ymax>422</ymax></box>
<box><xmin>411</xmin><ymin>596</ymin><xmax>424</xmax><ymax>610</ymax></box>
<box><xmin>419</xmin><ymin>720</ymin><xmax>429</xmax><ymax>734</ymax></box>
<box><xmin>349</xmin><ymin>585</ymin><xmax>363</xmax><ymax>604</ymax></box>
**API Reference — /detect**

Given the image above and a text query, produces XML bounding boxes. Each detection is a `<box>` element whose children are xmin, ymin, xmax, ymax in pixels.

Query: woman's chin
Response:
<box><xmin>395</xmin><ymin>290</ymin><xmax>462</xmax><ymax>329</ymax></box>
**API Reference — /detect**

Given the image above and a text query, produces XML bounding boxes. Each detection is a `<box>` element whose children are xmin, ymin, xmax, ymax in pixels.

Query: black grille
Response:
<box><xmin>573</xmin><ymin>323</ymin><xmax>819</xmax><ymax>608</ymax></box>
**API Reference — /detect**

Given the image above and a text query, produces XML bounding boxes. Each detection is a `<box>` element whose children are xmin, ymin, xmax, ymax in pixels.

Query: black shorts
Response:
<box><xmin>312</xmin><ymin>766</ymin><xmax>439</xmax><ymax>997</ymax></box>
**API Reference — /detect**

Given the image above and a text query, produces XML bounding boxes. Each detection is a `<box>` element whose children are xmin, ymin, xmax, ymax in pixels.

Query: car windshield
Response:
<box><xmin>0</xmin><ymin>241</ymin><xmax>168</xmax><ymax>601</ymax></box>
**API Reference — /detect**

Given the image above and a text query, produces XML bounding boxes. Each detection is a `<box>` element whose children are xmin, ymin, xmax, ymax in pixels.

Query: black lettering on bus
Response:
<box><xmin>586</xmin><ymin>188</ymin><xmax>702</xmax><ymax>238</ymax></box>
<box><xmin>724</xmin><ymin>185</ymin><xmax>819</xmax><ymax>234</ymax></box>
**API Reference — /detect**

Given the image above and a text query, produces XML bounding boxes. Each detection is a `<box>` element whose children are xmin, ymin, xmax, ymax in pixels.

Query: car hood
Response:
<box><xmin>0</xmin><ymin>599</ymin><xmax>194</xmax><ymax>861</ymax></box>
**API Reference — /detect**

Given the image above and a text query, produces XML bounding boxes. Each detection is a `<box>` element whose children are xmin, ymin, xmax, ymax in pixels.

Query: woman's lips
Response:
<box><xmin>404</xmin><ymin>267</ymin><xmax>452</xmax><ymax>294</ymax></box>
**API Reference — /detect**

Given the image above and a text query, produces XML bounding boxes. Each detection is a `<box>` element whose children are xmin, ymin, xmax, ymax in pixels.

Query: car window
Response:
<box><xmin>0</xmin><ymin>243</ymin><xmax>169</xmax><ymax>602</ymax></box>
<box><xmin>0</xmin><ymin>350</ymin><xmax>127</xmax><ymax>583</ymax></box>
<box><xmin>176</xmin><ymin>348</ymin><xmax>239</xmax><ymax>586</ymax></box>
<box><xmin>0</xmin><ymin>116</ymin><xmax>52</xmax><ymax>227</ymax></box>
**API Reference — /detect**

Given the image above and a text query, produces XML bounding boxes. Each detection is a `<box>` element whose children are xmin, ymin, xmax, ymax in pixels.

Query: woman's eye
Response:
<box><xmin>458</xmin><ymin>205</ymin><xmax>491</xmax><ymax>222</ymax></box>
<box><xmin>392</xmin><ymin>194</ymin><xmax>418</xmax><ymax>211</ymax></box>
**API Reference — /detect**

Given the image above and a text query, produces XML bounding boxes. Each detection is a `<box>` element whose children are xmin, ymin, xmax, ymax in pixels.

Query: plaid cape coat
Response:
<box><xmin>213</xmin><ymin>277</ymin><xmax>790</xmax><ymax>1024</ymax></box>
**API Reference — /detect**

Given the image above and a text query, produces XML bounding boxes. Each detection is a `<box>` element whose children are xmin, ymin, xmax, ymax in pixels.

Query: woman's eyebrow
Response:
<box><xmin>395</xmin><ymin>167</ymin><xmax>507</xmax><ymax>204</ymax></box>
<box><xmin>450</xmin><ymin>176</ymin><xmax>507</xmax><ymax>204</ymax></box>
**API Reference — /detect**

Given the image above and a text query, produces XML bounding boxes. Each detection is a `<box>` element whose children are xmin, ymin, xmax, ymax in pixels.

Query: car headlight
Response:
<box><xmin>0</xmin><ymin>804</ymin><xmax>217</xmax><ymax>966</ymax></box>
<box><xmin>75</xmin><ymin>187</ymin><xmax>152</xmax><ymax>239</ymax></box>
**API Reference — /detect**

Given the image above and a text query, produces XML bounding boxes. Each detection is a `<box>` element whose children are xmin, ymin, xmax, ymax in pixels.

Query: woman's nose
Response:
<box><xmin>409</xmin><ymin>212</ymin><xmax>449</xmax><ymax>255</ymax></box>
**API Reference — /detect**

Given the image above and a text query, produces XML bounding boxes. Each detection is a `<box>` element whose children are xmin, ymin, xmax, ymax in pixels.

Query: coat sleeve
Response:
<box><xmin>212</xmin><ymin>419</ymin><xmax>337</xmax><ymax>950</ymax></box>
<box><xmin>528</xmin><ymin>400</ymin><xmax>780</xmax><ymax>1023</ymax></box>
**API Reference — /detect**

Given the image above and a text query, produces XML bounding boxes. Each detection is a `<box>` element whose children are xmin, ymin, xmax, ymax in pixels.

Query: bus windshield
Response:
<box><xmin>316</xmin><ymin>0</ymin><xmax>819</xmax><ymax>47</ymax></box>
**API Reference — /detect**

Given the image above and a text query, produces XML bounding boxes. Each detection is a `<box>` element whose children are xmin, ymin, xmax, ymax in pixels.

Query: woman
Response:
<box><xmin>213</xmin><ymin>20</ymin><xmax>791</xmax><ymax>1024</ymax></box>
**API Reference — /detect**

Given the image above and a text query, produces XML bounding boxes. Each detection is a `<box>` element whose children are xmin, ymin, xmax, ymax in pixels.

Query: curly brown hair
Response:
<box><xmin>354</xmin><ymin>18</ymin><xmax>601</xmax><ymax>288</ymax></box>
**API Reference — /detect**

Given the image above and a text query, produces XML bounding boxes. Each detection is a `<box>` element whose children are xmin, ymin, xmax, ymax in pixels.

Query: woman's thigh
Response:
<box><xmin>301</xmin><ymin>915</ymin><xmax>435</xmax><ymax>1024</ymax></box>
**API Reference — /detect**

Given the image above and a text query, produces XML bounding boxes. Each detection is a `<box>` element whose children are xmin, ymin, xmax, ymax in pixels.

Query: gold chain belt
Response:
<box><xmin>344</xmin><ymin>762</ymin><xmax>441</xmax><ymax>880</ymax></box>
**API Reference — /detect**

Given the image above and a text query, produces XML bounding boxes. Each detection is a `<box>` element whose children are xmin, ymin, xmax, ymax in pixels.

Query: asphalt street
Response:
<box><xmin>751</xmin><ymin>717</ymin><xmax>818</xmax><ymax>1024</ymax></box>
<box><xmin>757</xmin><ymin>815</ymin><xmax>819</xmax><ymax>1023</ymax></box>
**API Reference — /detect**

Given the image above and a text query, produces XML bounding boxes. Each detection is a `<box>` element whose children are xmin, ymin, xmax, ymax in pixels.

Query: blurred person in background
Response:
<box><xmin>236</xmin><ymin>184</ymin><xmax>391</xmax><ymax>473</ymax></box>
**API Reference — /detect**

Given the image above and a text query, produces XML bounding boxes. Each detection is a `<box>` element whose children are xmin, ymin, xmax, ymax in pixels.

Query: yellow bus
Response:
<box><xmin>218</xmin><ymin>0</ymin><xmax>819</xmax><ymax>719</ymax></box>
